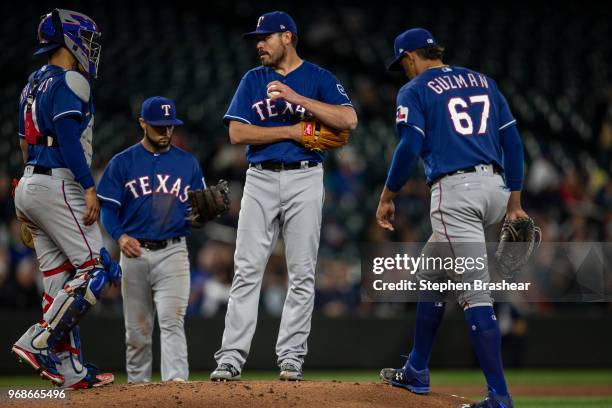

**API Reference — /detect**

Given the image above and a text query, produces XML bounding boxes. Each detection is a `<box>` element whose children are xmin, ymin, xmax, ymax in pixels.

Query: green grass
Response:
<box><xmin>1</xmin><ymin>369</ymin><xmax>611</xmax><ymax>385</ymax></box>
<box><xmin>1</xmin><ymin>370</ymin><xmax>611</xmax><ymax>408</ymax></box>
<box><xmin>512</xmin><ymin>398</ymin><xmax>612</xmax><ymax>408</ymax></box>
<box><xmin>430</xmin><ymin>369</ymin><xmax>612</xmax><ymax>386</ymax></box>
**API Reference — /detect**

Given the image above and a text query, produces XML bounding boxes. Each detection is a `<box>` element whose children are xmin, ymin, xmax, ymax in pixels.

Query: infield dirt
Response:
<box><xmin>2</xmin><ymin>381</ymin><xmax>473</xmax><ymax>407</ymax></box>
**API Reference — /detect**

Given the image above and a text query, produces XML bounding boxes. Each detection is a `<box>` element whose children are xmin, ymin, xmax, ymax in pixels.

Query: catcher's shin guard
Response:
<box><xmin>34</xmin><ymin>248</ymin><xmax>121</xmax><ymax>350</ymax></box>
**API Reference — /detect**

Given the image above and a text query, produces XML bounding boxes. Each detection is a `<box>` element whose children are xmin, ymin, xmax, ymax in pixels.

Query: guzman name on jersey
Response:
<box><xmin>426</xmin><ymin>68</ymin><xmax>490</xmax><ymax>95</ymax></box>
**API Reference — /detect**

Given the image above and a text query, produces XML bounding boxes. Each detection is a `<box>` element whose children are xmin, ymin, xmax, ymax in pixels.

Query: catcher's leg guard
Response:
<box><xmin>33</xmin><ymin>248</ymin><xmax>120</xmax><ymax>350</ymax></box>
<box><xmin>53</xmin><ymin>325</ymin><xmax>86</xmax><ymax>386</ymax></box>
<box><xmin>12</xmin><ymin>336</ymin><xmax>64</xmax><ymax>386</ymax></box>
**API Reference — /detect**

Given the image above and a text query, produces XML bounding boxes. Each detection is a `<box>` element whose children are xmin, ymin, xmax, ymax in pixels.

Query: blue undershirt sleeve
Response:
<box><xmin>100</xmin><ymin>200</ymin><xmax>124</xmax><ymax>241</ymax></box>
<box><xmin>55</xmin><ymin>115</ymin><xmax>94</xmax><ymax>189</ymax></box>
<box><xmin>385</xmin><ymin>126</ymin><xmax>424</xmax><ymax>193</ymax></box>
<box><xmin>499</xmin><ymin>124</ymin><xmax>524</xmax><ymax>191</ymax></box>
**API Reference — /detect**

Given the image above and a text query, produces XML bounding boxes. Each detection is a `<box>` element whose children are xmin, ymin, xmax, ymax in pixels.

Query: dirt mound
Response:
<box><xmin>4</xmin><ymin>381</ymin><xmax>473</xmax><ymax>408</ymax></box>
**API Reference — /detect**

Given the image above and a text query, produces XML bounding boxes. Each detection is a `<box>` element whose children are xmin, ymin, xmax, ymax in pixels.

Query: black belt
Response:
<box><xmin>137</xmin><ymin>237</ymin><xmax>182</xmax><ymax>251</ymax></box>
<box><xmin>32</xmin><ymin>165</ymin><xmax>52</xmax><ymax>176</ymax></box>
<box><xmin>428</xmin><ymin>164</ymin><xmax>503</xmax><ymax>187</ymax></box>
<box><xmin>249</xmin><ymin>161</ymin><xmax>319</xmax><ymax>171</ymax></box>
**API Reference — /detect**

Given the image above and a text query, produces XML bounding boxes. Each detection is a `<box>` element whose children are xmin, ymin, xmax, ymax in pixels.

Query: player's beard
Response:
<box><xmin>144</xmin><ymin>128</ymin><xmax>172</xmax><ymax>151</ymax></box>
<box><xmin>261</xmin><ymin>44</ymin><xmax>287</xmax><ymax>68</ymax></box>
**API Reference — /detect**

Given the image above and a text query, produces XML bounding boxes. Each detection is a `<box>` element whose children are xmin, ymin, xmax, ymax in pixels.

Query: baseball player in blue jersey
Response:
<box><xmin>12</xmin><ymin>9</ymin><xmax>120</xmax><ymax>389</ymax></box>
<box><xmin>377</xmin><ymin>29</ymin><xmax>528</xmax><ymax>408</ymax></box>
<box><xmin>211</xmin><ymin>11</ymin><xmax>357</xmax><ymax>381</ymax></box>
<box><xmin>98</xmin><ymin>96</ymin><xmax>205</xmax><ymax>383</ymax></box>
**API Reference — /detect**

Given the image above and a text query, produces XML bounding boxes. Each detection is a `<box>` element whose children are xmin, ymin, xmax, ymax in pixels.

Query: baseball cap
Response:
<box><xmin>141</xmin><ymin>96</ymin><xmax>183</xmax><ymax>126</ymax></box>
<box><xmin>387</xmin><ymin>28</ymin><xmax>437</xmax><ymax>71</ymax></box>
<box><xmin>242</xmin><ymin>11</ymin><xmax>297</xmax><ymax>39</ymax></box>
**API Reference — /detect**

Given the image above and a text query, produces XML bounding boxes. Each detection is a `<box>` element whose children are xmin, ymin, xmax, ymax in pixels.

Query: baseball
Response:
<box><xmin>267</xmin><ymin>86</ymin><xmax>280</xmax><ymax>98</ymax></box>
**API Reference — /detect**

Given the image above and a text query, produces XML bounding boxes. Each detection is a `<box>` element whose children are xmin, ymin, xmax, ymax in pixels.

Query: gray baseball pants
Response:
<box><xmin>215</xmin><ymin>164</ymin><xmax>324</xmax><ymax>370</ymax></box>
<box><xmin>418</xmin><ymin>164</ymin><xmax>510</xmax><ymax>308</ymax></box>
<box><xmin>120</xmin><ymin>238</ymin><xmax>190</xmax><ymax>383</ymax></box>
<box><xmin>13</xmin><ymin>166</ymin><xmax>103</xmax><ymax>387</ymax></box>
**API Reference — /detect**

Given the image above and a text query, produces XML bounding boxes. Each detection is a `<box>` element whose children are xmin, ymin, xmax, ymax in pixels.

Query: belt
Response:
<box><xmin>249</xmin><ymin>160</ymin><xmax>319</xmax><ymax>171</ymax></box>
<box><xmin>428</xmin><ymin>163</ymin><xmax>503</xmax><ymax>187</ymax></box>
<box><xmin>137</xmin><ymin>237</ymin><xmax>182</xmax><ymax>251</ymax></box>
<box><xmin>32</xmin><ymin>165</ymin><xmax>52</xmax><ymax>176</ymax></box>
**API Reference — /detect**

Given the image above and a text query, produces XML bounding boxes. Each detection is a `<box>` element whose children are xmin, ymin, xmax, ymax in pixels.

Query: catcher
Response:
<box><xmin>211</xmin><ymin>11</ymin><xmax>357</xmax><ymax>382</ymax></box>
<box><xmin>97</xmin><ymin>96</ymin><xmax>229</xmax><ymax>383</ymax></box>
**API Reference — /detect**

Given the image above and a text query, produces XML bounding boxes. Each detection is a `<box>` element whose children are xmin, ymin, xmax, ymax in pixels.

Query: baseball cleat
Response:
<box><xmin>12</xmin><ymin>344</ymin><xmax>64</xmax><ymax>386</ymax></box>
<box><xmin>210</xmin><ymin>363</ymin><xmax>241</xmax><ymax>381</ymax></box>
<box><xmin>279</xmin><ymin>362</ymin><xmax>303</xmax><ymax>381</ymax></box>
<box><xmin>380</xmin><ymin>362</ymin><xmax>430</xmax><ymax>394</ymax></box>
<box><xmin>459</xmin><ymin>392</ymin><xmax>513</xmax><ymax>408</ymax></box>
<box><xmin>68</xmin><ymin>364</ymin><xmax>114</xmax><ymax>390</ymax></box>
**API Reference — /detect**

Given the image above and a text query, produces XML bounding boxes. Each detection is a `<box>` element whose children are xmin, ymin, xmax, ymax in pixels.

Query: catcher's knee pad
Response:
<box><xmin>44</xmin><ymin>269</ymin><xmax>108</xmax><ymax>348</ymax></box>
<box><xmin>36</xmin><ymin>249</ymin><xmax>120</xmax><ymax>350</ymax></box>
<box><xmin>98</xmin><ymin>247</ymin><xmax>122</xmax><ymax>285</ymax></box>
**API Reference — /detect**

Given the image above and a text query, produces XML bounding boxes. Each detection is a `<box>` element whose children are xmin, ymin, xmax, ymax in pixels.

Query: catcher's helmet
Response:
<box><xmin>34</xmin><ymin>9</ymin><xmax>101</xmax><ymax>78</ymax></box>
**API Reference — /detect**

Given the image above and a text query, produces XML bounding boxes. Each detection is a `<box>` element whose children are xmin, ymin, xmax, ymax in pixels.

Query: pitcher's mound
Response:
<box><xmin>53</xmin><ymin>381</ymin><xmax>472</xmax><ymax>407</ymax></box>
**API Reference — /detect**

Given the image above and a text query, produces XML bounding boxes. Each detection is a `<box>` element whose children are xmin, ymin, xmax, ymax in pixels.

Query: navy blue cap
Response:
<box><xmin>141</xmin><ymin>96</ymin><xmax>183</xmax><ymax>126</ymax></box>
<box><xmin>242</xmin><ymin>11</ymin><xmax>297</xmax><ymax>39</ymax></box>
<box><xmin>387</xmin><ymin>28</ymin><xmax>437</xmax><ymax>71</ymax></box>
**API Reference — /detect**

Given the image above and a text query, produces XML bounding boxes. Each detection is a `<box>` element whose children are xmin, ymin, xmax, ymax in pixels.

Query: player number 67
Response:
<box><xmin>448</xmin><ymin>94</ymin><xmax>490</xmax><ymax>135</ymax></box>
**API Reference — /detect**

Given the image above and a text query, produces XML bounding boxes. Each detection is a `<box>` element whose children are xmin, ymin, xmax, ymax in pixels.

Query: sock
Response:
<box><xmin>464</xmin><ymin>305</ymin><xmax>509</xmax><ymax>397</ymax></box>
<box><xmin>407</xmin><ymin>301</ymin><xmax>445</xmax><ymax>371</ymax></box>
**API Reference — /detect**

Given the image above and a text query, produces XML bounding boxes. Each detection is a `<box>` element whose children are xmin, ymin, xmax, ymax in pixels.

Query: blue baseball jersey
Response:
<box><xmin>18</xmin><ymin>65</ymin><xmax>94</xmax><ymax>168</ymax></box>
<box><xmin>224</xmin><ymin>60</ymin><xmax>352</xmax><ymax>163</ymax></box>
<box><xmin>395</xmin><ymin>66</ymin><xmax>516</xmax><ymax>183</ymax></box>
<box><xmin>97</xmin><ymin>143</ymin><xmax>205</xmax><ymax>240</ymax></box>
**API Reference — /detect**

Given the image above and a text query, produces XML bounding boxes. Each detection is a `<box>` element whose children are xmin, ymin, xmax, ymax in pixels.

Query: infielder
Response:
<box><xmin>98</xmin><ymin>96</ymin><xmax>205</xmax><ymax>383</ymax></box>
<box><xmin>12</xmin><ymin>9</ymin><xmax>120</xmax><ymax>389</ymax></box>
<box><xmin>377</xmin><ymin>29</ymin><xmax>528</xmax><ymax>408</ymax></box>
<box><xmin>211</xmin><ymin>11</ymin><xmax>357</xmax><ymax>381</ymax></box>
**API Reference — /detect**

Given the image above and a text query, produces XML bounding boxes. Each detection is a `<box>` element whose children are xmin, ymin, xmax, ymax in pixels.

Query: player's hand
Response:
<box><xmin>506</xmin><ymin>207</ymin><xmax>529</xmax><ymax>221</ymax></box>
<box><xmin>266</xmin><ymin>81</ymin><xmax>303</xmax><ymax>105</ymax></box>
<box><xmin>118</xmin><ymin>234</ymin><xmax>141</xmax><ymax>258</ymax></box>
<box><xmin>376</xmin><ymin>198</ymin><xmax>396</xmax><ymax>231</ymax></box>
<box><xmin>288</xmin><ymin>123</ymin><xmax>302</xmax><ymax>142</ymax></box>
<box><xmin>505</xmin><ymin>191</ymin><xmax>529</xmax><ymax>220</ymax></box>
<box><xmin>83</xmin><ymin>187</ymin><xmax>100</xmax><ymax>226</ymax></box>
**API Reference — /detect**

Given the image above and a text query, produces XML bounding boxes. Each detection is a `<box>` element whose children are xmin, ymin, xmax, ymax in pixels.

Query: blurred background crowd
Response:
<box><xmin>0</xmin><ymin>0</ymin><xmax>610</xmax><ymax>338</ymax></box>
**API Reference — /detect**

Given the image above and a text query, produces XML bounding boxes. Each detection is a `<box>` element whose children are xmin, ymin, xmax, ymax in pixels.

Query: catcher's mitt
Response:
<box><xmin>300</xmin><ymin>120</ymin><xmax>349</xmax><ymax>151</ymax></box>
<box><xmin>494</xmin><ymin>217</ymin><xmax>542</xmax><ymax>279</ymax></box>
<box><xmin>187</xmin><ymin>180</ymin><xmax>230</xmax><ymax>226</ymax></box>
<box><xmin>20</xmin><ymin>223</ymin><xmax>34</xmax><ymax>249</ymax></box>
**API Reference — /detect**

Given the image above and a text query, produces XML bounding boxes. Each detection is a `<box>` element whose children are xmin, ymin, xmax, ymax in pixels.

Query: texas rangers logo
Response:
<box><xmin>251</xmin><ymin>99</ymin><xmax>308</xmax><ymax>121</ymax></box>
<box><xmin>161</xmin><ymin>105</ymin><xmax>171</xmax><ymax>116</ymax></box>
<box><xmin>125</xmin><ymin>175</ymin><xmax>192</xmax><ymax>203</ymax></box>
<box><xmin>257</xmin><ymin>16</ymin><xmax>264</xmax><ymax>28</ymax></box>
<box><xmin>396</xmin><ymin>105</ymin><xmax>409</xmax><ymax>124</ymax></box>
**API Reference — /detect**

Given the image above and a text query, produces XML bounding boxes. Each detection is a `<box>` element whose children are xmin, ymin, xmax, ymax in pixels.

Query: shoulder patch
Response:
<box><xmin>396</xmin><ymin>105</ymin><xmax>409</xmax><ymax>124</ymax></box>
<box><xmin>64</xmin><ymin>71</ymin><xmax>91</xmax><ymax>102</ymax></box>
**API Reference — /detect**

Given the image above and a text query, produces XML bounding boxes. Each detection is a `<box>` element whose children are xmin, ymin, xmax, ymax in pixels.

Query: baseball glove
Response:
<box><xmin>494</xmin><ymin>217</ymin><xmax>542</xmax><ymax>279</ymax></box>
<box><xmin>300</xmin><ymin>120</ymin><xmax>350</xmax><ymax>151</ymax></box>
<box><xmin>20</xmin><ymin>223</ymin><xmax>34</xmax><ymax>249</ymax></box>
<box><xmin>187</xmin><ymin>180</ymin><xmax>230</xmax><ymax>226</ymax></box>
